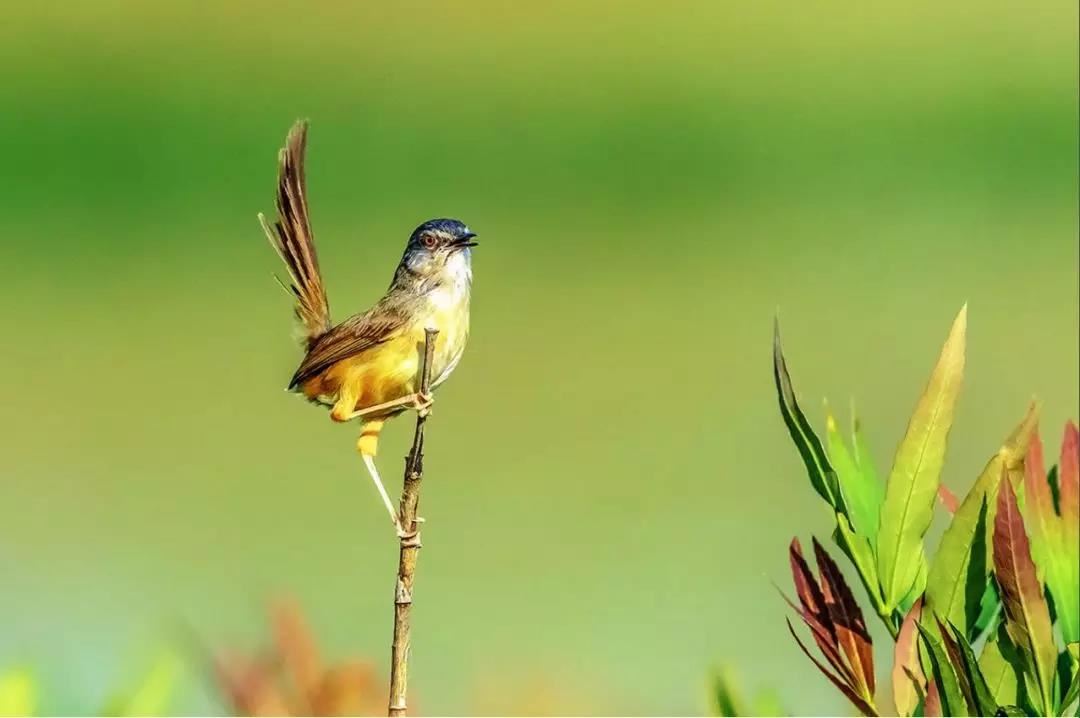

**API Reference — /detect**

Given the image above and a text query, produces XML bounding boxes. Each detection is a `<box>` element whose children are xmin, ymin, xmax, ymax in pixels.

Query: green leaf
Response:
<box><xmin>975</xmin><ymin>581</ymin><xmax>1003</xmax><ymax>638</ymax></box>
<box><xmin>834</xmin><ymin>513</ymin><xmax>884</xmax><ymax>612</ymax></box>
<box><xmin>0</xmin><ymin>668</ymin><xmax>35</xmax><ymax>718</ymax></box>
<box><xmin>994</xmin><ymin>476</ymin><xmax>1058</xmax><ymax>715</ymax></box>
<box><xmin>900</xmin><ymin>555</ymin><xmax>928</xmax><ymax>614</ymax></box>
<box><xmin>773</xmin><ymin>320</ymin><xmax>841</xmax><ymax>510</ymax></box>
<box><xmin>1062</xmin><ymin>654</ymin><xmax>1079</xmax><ymax>717</ymax></box>
<box><xmin>878</xmin><ymin>306</ymin><xmax>967</xmax><ymax>612</ymax></box>
<box><xmin>918</xmin><ymin>622</ymin><xmax>969</xmax><ymax>716</ymax></box>
<box><xmin>979</xmin><ymin>627</ymin><xmax>1024</xmax><ymax>708</ymax></box>
<box><xmin>828</xmin><ymin>408</ymin><xmax>884</xmax><ymax>545</ymax></box>
<box><xmin>925</xmin><ymin>403</ymin><xmax>1039</xmax><ymax>640</ymax></box>
<box><xmin>940</xmin><ymin>620</ymin><xmax>1000</xmax><ymax>716</ymax></box>
<box><xmin>1056</xmin><ymin>422</ymin><xmax>1080</xmax><ymax>644</ymax></box>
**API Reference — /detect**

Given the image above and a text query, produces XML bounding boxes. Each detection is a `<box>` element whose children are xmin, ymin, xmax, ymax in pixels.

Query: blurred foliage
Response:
<box><xmin>711</xmin><ymin>666</ymin><xmax>785</xmax><ymax>717</ymax></box>
<box><xmin>773</xmin><ymin>308</ymin><xmax>1080</xmax><ymax>716</ymax></box>
<box><xmin>211</xmin><ymin>600</ymin><xmax>385</xmax><ymax>716</ymax></box>
<box><xmin>0</xmin><ymin>651</ymin><xmax>181</xmax><ymax>717</ymax></box>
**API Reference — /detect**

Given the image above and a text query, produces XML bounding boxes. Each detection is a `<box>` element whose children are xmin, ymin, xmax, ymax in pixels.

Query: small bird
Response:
<box><xmin>259</xmin><ymin>120</ymin><xmax>477</xmax><ymax>537</ymax></box>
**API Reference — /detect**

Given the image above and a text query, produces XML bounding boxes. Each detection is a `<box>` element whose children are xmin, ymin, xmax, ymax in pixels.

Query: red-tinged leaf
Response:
<box><xmin>993</xmin><ymin>475</ymin><xmax>1057</xmax><ymax>714</ymax></box>
<box><xmin>1023</xmin><ymin>426</ymin><xmax>1059</xmax><ymax>555</ymax></box>
<box><xmin>780</xmin><ymin>591</ymin><xmax>854</xmax><ymax>684</ymax></box>
<box><xmin>893</xmin><ymin>599</ymin><xmax>926</xmax><ymax>716</ymax></box>
<box><xmin>787</xmin><ymin>540</ymin><xmax>859</xmax><ymax>686</ymax></box>
<box><xmin>786</xmin><ymin>619</ymin><xmax>877</xmax><ymax>716</ymax></box>
<box><xmin>939</xmin><ymin>485</ymin><xmax>960</xmax><ymax>514</ymax></box>
<box><xmin>813</xmin><ymin>537</ymin><xmax>875</xmax><ymax>699</ymax></box>
<box><xmin>1063</xmin><ymin>421</ymin><xmax>1079</xmax><ymax>526</ymax></box>
<box><xmin>923</xmin><ymin>680</ymin><xmax>942</xmax><ymax>716</ymax></box>
<box><xmin>790</xmin><ymin>539</ymin><xmax>829</xmax><ymax>623</ymax></box>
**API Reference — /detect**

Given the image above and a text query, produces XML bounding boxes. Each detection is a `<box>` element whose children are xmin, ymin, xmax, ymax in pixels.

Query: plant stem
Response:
<box><xmin>387</xmin><ymin>328</ymin><xmax>438</xmax><ymax>717</ymax></box>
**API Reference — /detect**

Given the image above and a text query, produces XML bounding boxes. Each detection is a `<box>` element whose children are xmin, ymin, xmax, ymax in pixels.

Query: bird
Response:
<box><xmin>258</xmin><ymin>120</ymin><xmax>477</xmax><ymax>537</ymax></box>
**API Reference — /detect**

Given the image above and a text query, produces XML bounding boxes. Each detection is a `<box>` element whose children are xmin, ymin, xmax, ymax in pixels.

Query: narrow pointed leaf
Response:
<box><xmin>774</xmin><ymin>321</ymin><xmax>840</xmax><ymax>509</ymax></box>
<box><xmin>1025</xmin><ymin>425</ymin><xmax>1078</xmax><ymax>645</ymax></box>
<box><xmin>979</xmin><ymin>628</ymin><xmax>1023</xmax><ymax>708</ymax></box>
<box><xmin>893</xmin><ymin>599</ymin><xmax>926</xmax><ymax>717</ymax></box>
<box><xmin>878</xmin><ymin>306</ymin><xmax>967</xmax><ymax>611</ymax></box>
<box><xmin>786</xmin><ymin>619</ymin><xmax>877</xmax><ymax>716</ymax></box>
<box><xmin>941</xmin><ymin>620</ymin><xmax>999</xmax><ymax>716</ymax></box>
<box><xmin>936</xmin><ymin>619</ymin><xmax>980</xmax><ymax>715</ymax></box>
<box><xmin>814</xmin><ymin>538</ymin><xmax>875</xmax><ymax>700</ymax></box>
<box><xmin>1058</xmin><ymin>421</ymin><xmax>1080</xmax><ymax>644</ymax></box>
<box><xmin>828</xmin><ymin>410</ymin><xmax>884</xmax><ymax>543</ymax></box>
<box><xmin>918</xmin><ymin>622</ymin><xmax>969</xmax><ymax>716</ymax></box>
<box><xmin>926</xmin><ymin>403</ymin><xmax>1038</xmax><ymax>638</ymax></box>
<box><xmin>788</xmin><ymin>539</ymin><xmax>855</xmax><ymax>683</ymax></box>
<box><xmin>994</xmin><ymin>476</ymin><xmax>1057</xmax><ymax>715</ymax></box>
<box><xmin>780</xmin><ymin>591</ymin><xmax>853</xmax><ymax>683</ymax></box>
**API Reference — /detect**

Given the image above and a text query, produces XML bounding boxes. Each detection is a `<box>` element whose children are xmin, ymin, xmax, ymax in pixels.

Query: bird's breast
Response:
<box><xmin>423</xmin><ymin>276</ymin><xmax>471</xmax><ymax>389</ymax></box>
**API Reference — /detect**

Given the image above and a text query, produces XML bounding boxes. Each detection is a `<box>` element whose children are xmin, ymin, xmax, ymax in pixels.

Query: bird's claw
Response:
<box><xmin>413</xmin><ymin>392</ymin><xmax>434</xmax><ymax>418</ymax></box>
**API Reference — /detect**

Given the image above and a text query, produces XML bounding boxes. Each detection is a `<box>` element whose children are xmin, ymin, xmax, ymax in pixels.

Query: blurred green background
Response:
<box><xmin>1</xmin><ymin>1</ymin><xmax>1077</xmax><ymax>714</ymax></box>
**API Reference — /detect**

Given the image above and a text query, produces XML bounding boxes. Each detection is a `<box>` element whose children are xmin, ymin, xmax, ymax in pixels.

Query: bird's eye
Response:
<box><xmin>422</xmin><ymin>234</ymin><xmax>438</xmax><ymax>249</ymax></box>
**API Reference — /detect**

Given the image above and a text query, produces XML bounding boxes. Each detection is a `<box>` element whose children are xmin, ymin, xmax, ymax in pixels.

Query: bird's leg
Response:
<box><xmin>361</xmin><ymin>453</ymin><xmax>414</xmax><ymax>538</ymax></box>
<box><xmin>334</xmin><ymin>392</ymin><xmax>435</xmax><ymax>422</ymax></box>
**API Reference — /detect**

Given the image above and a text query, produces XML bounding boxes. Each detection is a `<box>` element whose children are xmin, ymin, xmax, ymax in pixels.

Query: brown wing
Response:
<box><xmin>288</xmin><ymin>299</ymin><xmax>411</xmax><ymax>389</ymax></box>
<box><xmin>259</xmin><ymin>120</ymin><xmax>332</xmax><ymax>346</ymax></box>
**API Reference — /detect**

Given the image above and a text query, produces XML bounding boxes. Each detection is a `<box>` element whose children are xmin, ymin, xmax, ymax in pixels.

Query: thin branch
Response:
<box><xmin>388</xmin><ymin>328</ymin><xmax>438</xmax><ymax>717</ymax></box>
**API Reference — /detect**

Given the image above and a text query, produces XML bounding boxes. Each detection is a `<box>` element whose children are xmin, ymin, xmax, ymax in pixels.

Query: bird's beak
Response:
<box><xmin>453</xmin><ymin>232</ymin><xmax>478</xmax><ymax>248</ymax></box>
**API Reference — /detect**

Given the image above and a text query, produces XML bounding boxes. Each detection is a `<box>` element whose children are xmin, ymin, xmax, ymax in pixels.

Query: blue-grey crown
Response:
<box><xmin>410</xmin><ymin>218</ymin><xmax>472</xmax><ymax>242</ymax></box>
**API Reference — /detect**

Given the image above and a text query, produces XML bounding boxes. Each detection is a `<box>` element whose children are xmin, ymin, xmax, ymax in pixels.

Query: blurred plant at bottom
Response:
<box><xmin>209</xmin><ymin>599</ymin><xmax>386</xmax><ymax>716</ymax></box>
<box><xmin>712</xmin><ymin>666</ymin><xmax>786</xmax><ymax>716</ymax></box>
<box><xmin>0</xmin><ymin>651</ymin><xmax>182</xmax><ymax>717</ymax></box>
<box><xmin>758</xmin><ymin>305</ymin><xmax>1080</xmax><ymax>717</ymax></box>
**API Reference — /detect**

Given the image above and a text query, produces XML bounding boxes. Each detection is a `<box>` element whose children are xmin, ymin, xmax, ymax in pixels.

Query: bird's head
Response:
<box><xmin>399</xmin><ymin>218</ymin><xmax>477</xmax><ymax>278</ymax></box>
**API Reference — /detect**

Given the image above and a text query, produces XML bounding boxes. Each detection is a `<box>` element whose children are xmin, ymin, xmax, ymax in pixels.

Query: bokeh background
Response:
<box><xmin>1</xmin><ymin>1</ymin><xmax>1077</xmax><ymax>714</ymax></box>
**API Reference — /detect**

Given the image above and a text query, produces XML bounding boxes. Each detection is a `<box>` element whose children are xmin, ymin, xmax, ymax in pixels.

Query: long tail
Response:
<box><xmin>259</xmin><ymin>119</ymin><xmax>331</xmax><ymax>347</ymax></box>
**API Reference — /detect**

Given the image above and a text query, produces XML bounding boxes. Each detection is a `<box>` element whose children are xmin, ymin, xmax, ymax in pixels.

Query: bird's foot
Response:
<box><xmin>412</xmin><ymin>392</ymin><xmax>434</xmax><ymax>418</ymax></box>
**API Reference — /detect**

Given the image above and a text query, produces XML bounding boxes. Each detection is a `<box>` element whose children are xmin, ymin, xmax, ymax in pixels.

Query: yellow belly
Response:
<box><xmin>304</xmin><ymin>307</ymin><xmax>468</xmax><ymax>420</ymax></box>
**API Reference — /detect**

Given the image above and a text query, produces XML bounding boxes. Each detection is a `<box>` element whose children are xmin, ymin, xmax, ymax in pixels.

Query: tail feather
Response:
<box><xmin>259</xmin><ymin>120</ymin><xmax>331</xmax><ymax>346</ymax></box>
